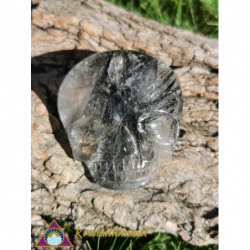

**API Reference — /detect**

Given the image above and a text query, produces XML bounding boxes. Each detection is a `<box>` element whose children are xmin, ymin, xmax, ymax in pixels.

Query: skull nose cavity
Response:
<box><xmin>113</xmin><ymin>125</ymin><xmax>137</xmax><ymax>155</ymax></box>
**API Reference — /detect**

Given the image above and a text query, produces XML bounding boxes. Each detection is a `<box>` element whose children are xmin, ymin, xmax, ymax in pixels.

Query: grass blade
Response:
<box><xmin>188</xmin><ymin>0</ymin><xmax>197</xmax><ymax>32</ymax></box>
<box><xmin>140</xmin><ymin>232</ymin><xmax>163</xmax><ymax>250</ymax></box>
<box><xmin>97</xmin><ymin>229</ymin><xmax>101</xmax><ymax>250</ymax></box>
<box><xmin>176</xmin><ymin>241</ymin><xmax>182</xmax><ymax>250</ymax></box>
<box><xmin>125</xmin><ymin>239</ymin><xmax>133</xmax><ymax>250</ymax></box>
<box><xmin>110</xmin><ymin>229</ymin><xmax>120</xmax><ymax>250</ymax></box>
<box><xmin>207</xmin><ymin>20</ymin><xmax>218</xmax><ymax>26</ymax></box>
<box><xmin>118</xmin><ymin>236</ymin><xmax>130</xmax><ymax>250</ymax></box>
<box><xmin>175</xmin><ymin>0</ymin><xmax>183</xmax><ymax>26</ymax></box>
<box><xmin>86</xmin><ymin>241</ymin><xmax>92</xmax><ymax>250</ymax></box>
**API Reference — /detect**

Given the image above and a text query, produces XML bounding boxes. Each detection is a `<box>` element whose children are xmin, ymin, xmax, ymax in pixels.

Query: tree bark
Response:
<box><xmin>31</xmin><ymin>0</ymin><xmax>218</xmax><ymax>247</ymax></box>
<box><xmin>31</xmin><ymin>0</ymin><xmax>218</xmax><ymax>69</ymax></box>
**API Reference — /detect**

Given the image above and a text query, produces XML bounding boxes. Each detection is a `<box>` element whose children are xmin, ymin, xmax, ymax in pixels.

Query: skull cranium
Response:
<box><xmin>58</xmin><ymin>51</ymin><xmax>182</xmax><ymax>190</ymax></box>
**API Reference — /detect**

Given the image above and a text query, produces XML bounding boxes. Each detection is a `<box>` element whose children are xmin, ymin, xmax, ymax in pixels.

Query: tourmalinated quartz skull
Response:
<box><xmin>58</xmin><ymin>50</ymin><xmax>182</xmax><ymax>190</ymax></box>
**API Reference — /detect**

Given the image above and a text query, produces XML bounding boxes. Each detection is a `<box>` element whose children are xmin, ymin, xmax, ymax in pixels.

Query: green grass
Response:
<box><xmin>39</xmin><ymin>215</ymin><xmax>218</xmax><ymax>250</ymax></box>
<box><xmin>106</xmin><ymin>0</ymin><xmax>218</xmax><ymax>38</ymax></box>
<box><xmin>85</xmin><ymin>231</ymin><xmax>218</xmax><ymax>250</ymax></box>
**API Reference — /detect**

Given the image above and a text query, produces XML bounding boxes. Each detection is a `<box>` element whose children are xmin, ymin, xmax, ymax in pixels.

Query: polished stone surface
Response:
<box><xmin>58</xmin><ymin>51</ymin><xmax>182</xmax><ymax>189</ymax></box>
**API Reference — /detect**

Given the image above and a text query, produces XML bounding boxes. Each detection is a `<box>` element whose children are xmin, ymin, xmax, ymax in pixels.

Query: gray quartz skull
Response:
<box><xmin>58</xmin><ymin>51</ymin><xmax>182</xmax><ymax>190</ymax></box>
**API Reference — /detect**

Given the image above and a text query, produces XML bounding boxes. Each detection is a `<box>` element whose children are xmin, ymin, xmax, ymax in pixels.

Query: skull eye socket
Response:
<box><xmin>138</xmin><ymin>110</ymin><xmax>179</xmax><ymax>145</ymax></box>
<box><xmin>69</xmin><ymin>116</ymin><xmax>114</xmax><ymax>146</ymax></box>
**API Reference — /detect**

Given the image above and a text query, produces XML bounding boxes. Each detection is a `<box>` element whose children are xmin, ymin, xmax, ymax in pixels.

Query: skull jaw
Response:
<box><xmin>93</xmin><ymin>172</ymin><xmax>160</xmax><ymax>190</ymax></box>
<box><xmin>72</xmin><ymin>144</ymin><xmax>174</xmax><ymax>190</ymax></box>
<box><xmin>85</xmin><ymin>156</ymin><xmax>167</xmax><ymax>190</ymax></box>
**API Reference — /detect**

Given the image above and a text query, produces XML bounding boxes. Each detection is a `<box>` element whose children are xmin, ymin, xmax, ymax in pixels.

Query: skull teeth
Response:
<box><xmin>93</xmin><ymin>158</ymin><xmax>149</xmax><ymax>171</ymax></box>
<box><xmin>92</xmin><ymin>158</ymin><xmax>154</xmax><ymax>182</ymax></box>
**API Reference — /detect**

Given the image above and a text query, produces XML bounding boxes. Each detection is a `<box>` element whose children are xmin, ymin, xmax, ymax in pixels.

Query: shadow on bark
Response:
<box><xmin>31</xmin><ymin>49</ymin><xmax>96</xmax><ymax>183</ymax></box>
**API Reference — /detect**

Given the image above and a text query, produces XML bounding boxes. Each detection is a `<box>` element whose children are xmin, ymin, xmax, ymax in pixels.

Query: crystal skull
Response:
<box><xmin>58</xmin><ymin>50</ymin><xmax>182</xmax><ymax>190</ymax></box>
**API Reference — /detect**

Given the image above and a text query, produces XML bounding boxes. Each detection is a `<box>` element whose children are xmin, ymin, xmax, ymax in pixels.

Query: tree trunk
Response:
<box><xmin>31</xmin><ymin>0</ymin><xmax>218</xmax><ymax>247</ymax></box>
